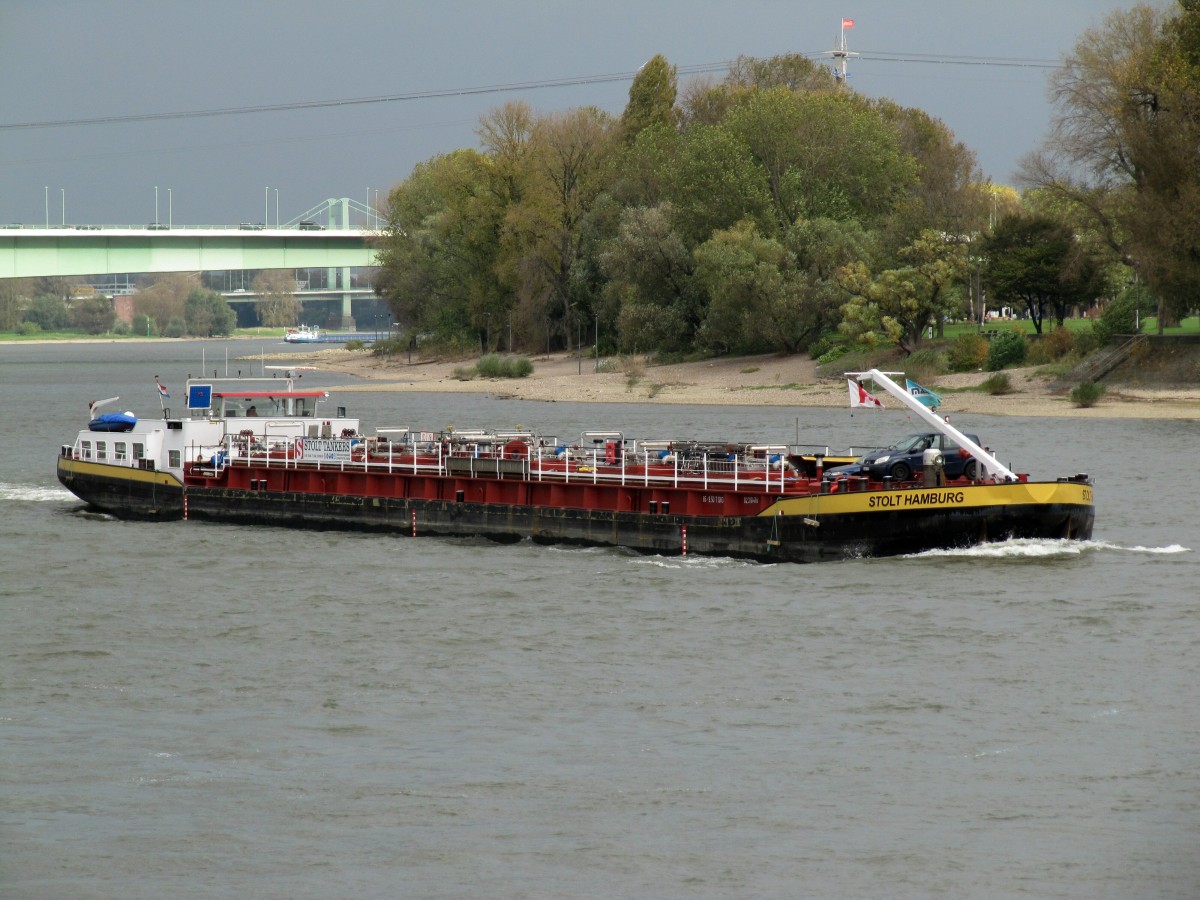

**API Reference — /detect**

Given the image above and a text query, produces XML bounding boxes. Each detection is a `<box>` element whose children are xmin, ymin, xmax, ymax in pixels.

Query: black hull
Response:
<box><xmin>59</xmin><ymin>459</ymin><xmax>1095</xmax><ymax>564</ymax></box>
<box><xmin>57</xmin><ymin>458</ymin><xmax>184</xmax><ymax>520</ymax></box>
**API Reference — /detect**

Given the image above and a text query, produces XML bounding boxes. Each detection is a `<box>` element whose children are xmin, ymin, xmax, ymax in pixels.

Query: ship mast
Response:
<box><xmin>826</xmin><ymin>17</ymin><xmax>859</xmax><ymax>88</ymax></box>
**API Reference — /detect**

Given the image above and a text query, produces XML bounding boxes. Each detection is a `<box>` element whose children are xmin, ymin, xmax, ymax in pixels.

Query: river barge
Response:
<box><xmin>56</xmin><ymin>369</ymin><xmax>1094</xmax><ymax>563</ymax></box>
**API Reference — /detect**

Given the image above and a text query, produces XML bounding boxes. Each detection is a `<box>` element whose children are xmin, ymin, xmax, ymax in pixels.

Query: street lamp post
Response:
<box><xmin>168</xmin><ymin>188</ymin><xmax>172</xmax><ymax>228</ymax></box>
<box><xmin>155</xmin><ymin>186</ymin><xmax>159</xmax><ymax>226</ymax></box>
<box><xmin>44</xmin><ymin>186</ymin><xmax>48</xmax><ymax>227</ymax></box>
<box><xmin>61</xmin><ymin>188</ymin><xmax>65</xmax><ymax>226</ymax></box>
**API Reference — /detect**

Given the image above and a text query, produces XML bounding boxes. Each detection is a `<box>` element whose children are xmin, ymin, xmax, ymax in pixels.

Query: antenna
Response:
<box><xmin>825</xmin><ymin>17</ymin><xmax>859</xmax><ymax>87</ymax></box>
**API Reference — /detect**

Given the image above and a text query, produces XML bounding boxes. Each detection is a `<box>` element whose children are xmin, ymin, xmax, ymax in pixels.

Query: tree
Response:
<box><xmin>0</xmin><ymin>282</ymin><xmax>23</xmax><ymax>331</ymax></box>
<box><xmin>253</xmin><ymin>270</ymin><xmax>302</xmax><ymax>327</ymax></box>
<box><xmin>71</xmin><ymin>297</ymin><xmax>115</xmax><ymax>334</ymax></box>
<box><xmin>133</xmin><ymin>273</ymin><xmax>197</xmax><ymax>333</ymax></box>
<box><xmin>184</xmin><ymin>288</ymin><xmax>236</xmax><ymax>336</ymax></box>
<box><xmin>601</xmin><ymin>204</ymin><xmax>704</xmax><ymax>352</ymax></box>
<box><xmin>839</xmin><ymin>230</ymin><xmax>967</xmax><ymax>351</ymax></box>
<box><xmin>505</xmin><ymin>106</ymin><xmax>617</xmax><ymax>350</ymax></box>
<box><xmin>375</xmin><ymin>149</ymin><xmax>509</xmax><ymax>348</ymax></box>
<box><xmin>692</xmin><ymin>217</ymin><xmax>872</xmax><ymax>355</ymax></box>
<box><xmin>1020</xmin><ymin>3</ymin><xmax>1198</xmax><ymax>330</ymax></box>
<box><xmin>982</xmin><ymin>214</ymin><xmax>1105</xmax><ymax>333</ymax></box>
<box><xmin>724</xmin><ymin>89</ymin><xmax>917</xmax><ymax>229</ymax></box>
<box><xmin>621</xmin><ymin>54</ymin><xmax>677</xmax><ymax>142</ymax></box>
<box><xmin>24</xmin><ymin>293</ymin><xmax>71</xmax><ymax>331</ymax></box>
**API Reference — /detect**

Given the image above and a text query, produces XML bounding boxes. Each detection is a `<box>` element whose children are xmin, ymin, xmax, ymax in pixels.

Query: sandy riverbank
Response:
<box><xmin>269</xmin><ymin>348</ymin><xmax>1200</xmax><ymax>420</ymax></box>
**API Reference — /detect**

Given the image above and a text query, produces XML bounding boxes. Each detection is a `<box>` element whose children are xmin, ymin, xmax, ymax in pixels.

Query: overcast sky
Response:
<box><xmin>0</xmin><ymin>0</ymin><xmax>1171</xmax><ymax>228</ymax></box>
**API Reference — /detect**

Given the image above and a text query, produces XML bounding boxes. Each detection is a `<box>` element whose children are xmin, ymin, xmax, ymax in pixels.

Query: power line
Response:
<box><xmin>0</xmin><ymin>52</ymin><xmax>1061</xmax><ymax>132</ymax></box>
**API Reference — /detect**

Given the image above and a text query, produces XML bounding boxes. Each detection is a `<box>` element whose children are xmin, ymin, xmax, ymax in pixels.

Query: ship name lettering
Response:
<box><xmin>702</xmin><ymin>495</ymin><xmax>725</xmax><ymax>504</ymax></box>
<box><xmin>869</xmin><ymin>490</ymin><xmax>964</xmax><ymax>509</ymax></box>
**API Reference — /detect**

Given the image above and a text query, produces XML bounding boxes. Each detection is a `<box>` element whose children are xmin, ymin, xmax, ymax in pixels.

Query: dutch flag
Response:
<box><xmin>155</xmin><ymin>378</ymin><xmax>170</xmax><ymax>400</ymax></box>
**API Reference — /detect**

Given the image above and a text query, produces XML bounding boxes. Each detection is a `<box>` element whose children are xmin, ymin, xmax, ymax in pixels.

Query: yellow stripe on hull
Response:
<box><xmin>760</xmin><ymin>480</ymin><xmax>1094</xmax><ymax>517</ymax></box>
<box><xmin>57</xmin><ymin>457</ymin><xmax>183</xmax><ymax>489</ymax></box>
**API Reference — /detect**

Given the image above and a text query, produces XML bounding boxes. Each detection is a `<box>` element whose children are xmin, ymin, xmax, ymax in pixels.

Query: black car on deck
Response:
<box><xmin>824</xmin><ymin>432</ymin><xmax>983</xmax><ymax>483</ymax></box>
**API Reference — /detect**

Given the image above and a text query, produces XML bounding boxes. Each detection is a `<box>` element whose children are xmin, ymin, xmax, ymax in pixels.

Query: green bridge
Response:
<box><xmin>0</xmin><ymin>226</ymin><xmax>377</xmax><ymax>280</ymax></box>
<box><xmin>1</xmin><ymin>197</ymin><xmax>385</xmax><ymax>324</ymax></box>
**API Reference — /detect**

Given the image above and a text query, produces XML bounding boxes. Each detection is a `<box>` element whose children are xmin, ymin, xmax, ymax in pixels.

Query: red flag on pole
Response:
<box><xmin>842</xmin><ymin>18</ymin><xmax>855</xmax><ymax>29</ymax></box>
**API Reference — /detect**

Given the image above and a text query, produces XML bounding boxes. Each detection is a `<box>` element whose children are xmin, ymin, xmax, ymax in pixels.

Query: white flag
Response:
<box><xmin>848</xmin><ymin>379</ymin><xmax>883</xmax><ymax>409</ymax></box>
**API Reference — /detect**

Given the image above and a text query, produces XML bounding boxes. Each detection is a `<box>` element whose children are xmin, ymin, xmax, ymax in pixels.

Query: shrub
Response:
<box><xmin>344</xmin><ymin>339</ymin><xmax>365</xmax><ymax>351</ymax></box>
<box><xmin>1041</xmin><ymin>327</ymin><xmax>1074</xmax><ymax>360</ymax></box>
<box><xmin>980</xmin><ymin>373</ymin><xmax>1013</xmax><ymax>395</ymax></box>
<box><xmin>111</xmin><ymin>319</ymin><xmax>131</xmax><ymax>335</ymax></box>
<box><xmin>816</xmin><ymin>344</ymin><xmax>851</xmax><ymax>365</ymax></box>
<box><xmin>15</xmin><ymin>321</ymin><xmax>41</xmax><ymax>336</ymax></box>
<box><xmin>475</xmin><ymin>354</ymin><xmax>534</xmax><ymax>378</ymax></box>
<box><xmin>1094</xmin><ymin>287</ymin><xmax>1141</xmax><ymax>344</ymax></box>
<box><xmin>807</xmin><ymin>334</ymin><xmax>840</xmax><ymax>360</ymax></box>
<box><xmin>1071</xmin><ymin>381</ymin><xmax>1107</xmax><ymax>407</ymax></box>
<box><xmin>164</xmin><ymin>317</ymin><xmax>187</xmax><ymax>338</ymax></box>
<box><xmin>371</xmin><ymin>338</ymin><xmax>406</xmax><ymax>357</ymax></box>
<box><xmin>132</xmin><ymin>314</ymin><xmax>158</xmax><ymax>337</ymax></box>
<box><xmin>904</xmin><ymin>347</ymin><xmax>946</xmax><ymax>384</ymax></box>
<box><xmin>947</xmin><ymin>333</ymin><xmax>988</xmax><ymax>372</ymax></box>
<box><xmin>1073</xmin><ymin>327</ymin><xmax>1100</xmax><ymax>356</ymax></box>
<box><xmin>1027</xmin><ymin>328</ymin><xmax>1075</xmax><ymax>365</ymax></box>
<box><xmin>986</xmin><ymin>331</ymin><xmax>1027</xmax><ymax>371</ymax></box>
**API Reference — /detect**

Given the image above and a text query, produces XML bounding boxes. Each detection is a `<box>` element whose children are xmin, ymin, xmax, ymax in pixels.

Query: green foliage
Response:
<box><xmin>475</xmin><ymin>354</ymin><xmax>534</xmax><ymax>378</ymax></box>
<box><xmin>16</xmin><ymin>321</ymin><xmax>41</xmax><ymax>336</ymax></box>
<box><xmin>1070</xmin><ymin>381</ymin><xmax>1107</xmax><ymax>407</ymax></box>
<box><xmin>131</xmin><ymin>313</ymin><xmax>158</xmax><ymax>337</ymax></box>
<box><xmin>164</xmin><ymin>317</ymin><xmax>187</xmax><ymax>338</ymax></box>
<box><xmin>904</xmin><ymin>347</ymin><xmax>947</xmax><ymax>379</ymax></box>
<box><xmin>71</xmin><ymin>297</ymin><xmax>115</xmax><ymax>335</ymax></box>
<box><xmin>24</xmin><ymin>294</ymin><xmax>70</xmax><ymax>331</ymax></box>
<box><xmin>986</xmin><ymin>331</ymin><xmax>1028</xmax><ymax>370</ymax></box>
<box><xmin>816</xmin><ymin>344</ymin><xmax>852</xmax><ymax>365</ymax></box>
<box><xmin>372</xmin><ymin>51</ymin><xmax>992</xmax><ymax>360</ymax></box>
<box><xmin>343</xmin><ymin>339</ymin><xmax>366</xmax><ymax>351</ymax></box>
<box><xmin>111</xmin><ymin>319</ymin><xmax>131</xmax><ymax>335</ymax></box>
<box><xmin>1027</xmin><ymin>327</ymin><xmax>1076</xmax><ymax>364</ymax></box>
<box><xmin>1094</xmin><ymin>285</ymin><xmax>1142</xmax><ymax>344</ymax></box>
<box><xmin>980</xmin><ymin>372</ymin><xmax>1014</xmax><ymax>394</ymax></box>
<box><xmin>0</xmin><ymin>282</ymin><xmax>21</xmax><ymax>331</ymax></box>
<box><xmin>621</xmin><ymin>54</ymin><xmax>677</xmax><ymax>140</ymax></box>
<box><xmin>184</xmin><ymin>288</ymin><xmax>236</xmax><ymax>336</ymax></box>
<box><xmin>1073</xmin><ymin>327</ymin><xmax>1101</xmax><ymax>355</ymax></box>
<box><xmin>370</xmin><ymin>338</ymin><xmax>406</xmax><ymax>357</ymax></box>
<box><xmin>982</xmin><ymin>214</ymin><xmax>1106</xmax><ymax>333</ymax></box>
<box><xmin>947</xmin><ymin>332</ymin><xmax>988</xmax><ymax>371</ymax></box>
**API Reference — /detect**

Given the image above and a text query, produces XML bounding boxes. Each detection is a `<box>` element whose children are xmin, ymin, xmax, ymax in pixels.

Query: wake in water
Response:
<box><xmin>906</xmin><ymin>537</ymin><xmax>1190</xmax><ymax>561</ymax></box>
<box><xmin>0</xmin><ymin>482</ymin><xmax>75</xmax><ymax>503</ymax></box>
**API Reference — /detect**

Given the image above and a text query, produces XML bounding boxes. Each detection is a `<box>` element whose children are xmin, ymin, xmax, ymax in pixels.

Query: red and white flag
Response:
<box><xmin>156</xmin><ymin>378</ymin><xmax>170</xmax><ymax>399</ymax></box>
<box><xmin>842</xmin><ymin>18</ymin><xmax>855</xmax><ymax>29</ymax></box>
<box><xmin>847</xmin><ymin>379</ymin><xmax>882</xmax><ymax>409</ymax></box>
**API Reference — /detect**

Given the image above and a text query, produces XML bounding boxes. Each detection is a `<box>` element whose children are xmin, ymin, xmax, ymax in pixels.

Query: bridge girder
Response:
<box><xmin>0</xmin><ymin>228</ymin><xmax>379</xmax><ymax>279</ymax></box>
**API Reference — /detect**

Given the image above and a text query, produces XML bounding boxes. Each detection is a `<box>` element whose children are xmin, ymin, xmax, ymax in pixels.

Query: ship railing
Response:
<box><xmin>199</xmin><ymin>432</ymin><xmax>811</xmax><ymax>494</ymax></box>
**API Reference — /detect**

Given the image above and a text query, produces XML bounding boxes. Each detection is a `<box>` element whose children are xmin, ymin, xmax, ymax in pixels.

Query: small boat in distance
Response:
<box><xmin>56</xmin><ymin>369</ymin><xmax>1095</xmax><ymax>563</ymax></box>
<box><xmin>283</xmin><ymin>324</ymin><xmax>321</xmax><ymax>343</ymax></box>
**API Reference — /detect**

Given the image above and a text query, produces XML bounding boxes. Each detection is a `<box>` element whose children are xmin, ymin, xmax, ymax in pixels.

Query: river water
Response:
<box><xmin>2</xmin><ymin>340</ymin><xmax>1198</xmax><ymax>899</ymax></box>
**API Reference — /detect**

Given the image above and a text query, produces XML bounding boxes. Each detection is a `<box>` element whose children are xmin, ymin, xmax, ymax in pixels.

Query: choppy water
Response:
<box><xmin>3</xmin><ymin>340</ymin><xmax>1199</xmax><ymax>898</ymax></box>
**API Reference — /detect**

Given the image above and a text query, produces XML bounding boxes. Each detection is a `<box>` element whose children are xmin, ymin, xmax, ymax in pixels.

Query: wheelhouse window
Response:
<box><xmin>132</xmin><ymin>443</ymin><xmax>145</xmax><ymax>460</ymax></box>
<box><xmin>80</xmin><ymin>440</ymin><xmax>92</xmax><ymax>459</ymax></box>
<box><xmin>115</xmin><ymin>442</ymin><xmax>127</xmax><ymax>462</ymax></box>
<box><xmin>168</xmin><ymin>449</ymin><xmax>181</xmax><ymax>468</ymax></box>
<box><xmin>96</xmin><ymin>441</ymin><xmax>107</xmax><ymax>461</ymax></box>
